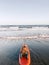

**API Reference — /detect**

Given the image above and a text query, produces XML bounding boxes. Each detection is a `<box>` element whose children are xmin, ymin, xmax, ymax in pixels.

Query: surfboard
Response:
<box><xmin>19</xmin><ymin>44</ymin><xmax>31</xmax><ymax>65</ymax></box>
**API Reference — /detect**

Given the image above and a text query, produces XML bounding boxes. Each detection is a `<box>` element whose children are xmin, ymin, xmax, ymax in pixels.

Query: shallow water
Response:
<box><xmin>0</xmin><ymin>38</ymin><xmax>49</xmax><ymax>65</ymax></box>
<box><xmin>0</xmin><ymin>27</ymin><xmax>49</xmax><ymax>65</ymax></box>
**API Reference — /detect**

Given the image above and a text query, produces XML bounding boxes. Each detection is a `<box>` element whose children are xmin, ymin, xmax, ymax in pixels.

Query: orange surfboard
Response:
<box><xmin>19</xmin><ymin>44</ymin><xmax>31</xmax><ymax>65</ymax></box>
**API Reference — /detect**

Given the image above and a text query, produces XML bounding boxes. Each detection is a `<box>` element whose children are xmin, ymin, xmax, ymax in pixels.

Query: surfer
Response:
<box><xmin>19</xmin><ymin>44</ymin><xmax>31</xmax><ymax>65</ymax></box>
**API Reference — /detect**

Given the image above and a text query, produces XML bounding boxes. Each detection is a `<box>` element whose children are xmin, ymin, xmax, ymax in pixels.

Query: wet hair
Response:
<box><xmin>23</xmin><ymin>45</ymin><xmax>26</xmax><ymax>48</ymax></box>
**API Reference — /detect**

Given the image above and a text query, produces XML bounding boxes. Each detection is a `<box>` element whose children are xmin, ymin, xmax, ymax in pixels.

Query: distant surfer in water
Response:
<box><xmin>19</xmin><ymin>44</ymin><xmax>31</xmax><ymax>65</ymax></box>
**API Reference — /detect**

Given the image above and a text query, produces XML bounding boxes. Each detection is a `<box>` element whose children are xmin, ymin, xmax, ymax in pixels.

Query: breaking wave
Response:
<box><xmin>0</xmin><ymin>27</ymin><xmax>19</xmax><ymax>31</ymax></box>
<box><xmin>0</xmin><ymin>26</ymin><xmax>49</xmax><ymax>31</ymax></box>
<box><xmin>0</xmin><ymin>35</ymin><xmax>49</xmax><ymax>40</ymax></box>
<box><xmin>0</xmin><ymin>26</ymin><xmax>49</xmax><ymax>39</ymax></box>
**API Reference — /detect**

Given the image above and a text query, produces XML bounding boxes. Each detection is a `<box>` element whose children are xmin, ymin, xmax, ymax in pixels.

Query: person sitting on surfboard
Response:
<box><xmin>20</xmin><ymin>45</ymin><xmax>28</xmax><ymax>59</ymax></box>
<box><xmin>19</xmin><ymin>44</ymin><xmax>30</xmax><ymax>65</ymax></box>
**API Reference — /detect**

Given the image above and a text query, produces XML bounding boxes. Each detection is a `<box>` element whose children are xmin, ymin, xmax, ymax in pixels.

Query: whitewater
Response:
<box><xmin>0</xmin><ymin>27</ymin><xmax>49</xmax><ymax>39</ymax></box>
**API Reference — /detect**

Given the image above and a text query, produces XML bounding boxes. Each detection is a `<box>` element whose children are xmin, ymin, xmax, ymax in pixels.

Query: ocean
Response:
<box><xmin>0</xmin><ymin>25</ymin><xmax>49</xmax><ymax>65</ymax></box>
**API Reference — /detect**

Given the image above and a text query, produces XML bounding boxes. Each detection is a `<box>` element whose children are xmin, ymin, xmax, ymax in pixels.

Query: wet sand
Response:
<box><xmin>0</xmin><ymin>38</ymin><xmax>49</xmax><ymax>65</ymax></box>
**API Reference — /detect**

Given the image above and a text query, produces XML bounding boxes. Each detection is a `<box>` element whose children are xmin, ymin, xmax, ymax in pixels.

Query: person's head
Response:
<box><xmin>22</xmin><ymin>44</ymin><xmax>28</xmax><ymax>54</ymax></box>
